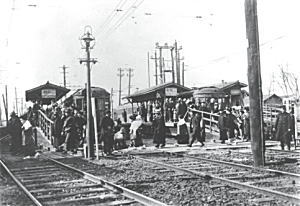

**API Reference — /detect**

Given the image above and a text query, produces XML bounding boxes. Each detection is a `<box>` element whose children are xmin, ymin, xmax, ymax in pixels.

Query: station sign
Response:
<box><xmin>41</xmin><ymin>89</ymin><xmax>56</xmax><ymax>99</ymax></box>
<box><xmin>165</xmin><ymin>87</ymin><xmax>178</xmax><ymax>96</ymax></box>
<box><xmin>230</xmin><ymin>89</ymin><xmax>241</xmax><ymax>95</ymax></box>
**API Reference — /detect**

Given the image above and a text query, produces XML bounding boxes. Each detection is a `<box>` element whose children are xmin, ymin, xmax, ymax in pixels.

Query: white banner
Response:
<box><xmin>165</xmin><ymin>87</ymin><xmax>177</xmax><ymax>96</ymax></box>
<box><xmin>41</xmin><ymin>89</ymin><xmax>56</xmax><ymax>98</ymax></box>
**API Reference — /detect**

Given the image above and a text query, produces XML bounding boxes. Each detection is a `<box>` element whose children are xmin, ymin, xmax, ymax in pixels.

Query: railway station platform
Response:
<box><xmin>34</xmin><ymin>126</ymin><xmax>300</xmax><ymax>159</ymax></box>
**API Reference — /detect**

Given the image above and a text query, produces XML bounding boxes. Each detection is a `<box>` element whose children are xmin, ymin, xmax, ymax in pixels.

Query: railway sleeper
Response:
<box><xmin>44</xmin><ymin>193</ymin><xmax>120</xmax><ymax>205</ymax></box>
<box><xmin>30</xmin><ymin>183</ymin><xmax>104</xmax><ymax>194</ymax></box>
<box><xmin>25</xmin><ymin>179</ymin><xmax>87</xmax><ymax>189</ymax></box>
<box><xmin>37</xmin><ymin>188</ymin><xmax>109</xmax><ymax>201</ymax></box>
<box><xmin>21</xmin><ymin>176</ymin><xmax>71</xmax><ymax>184</ymax></box>
<box><xmin>10</xmin><ymin>165</ymin><xmax>56</xmax><ymax>172</ymax></box>
<box><xmin>17</xmin><ymin>172</ymin><xmax>70</xmax><ymax>180</ymax></box>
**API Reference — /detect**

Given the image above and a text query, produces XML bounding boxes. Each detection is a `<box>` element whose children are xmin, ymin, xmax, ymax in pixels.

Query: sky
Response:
<box><xmin>0</xmin><ymin>0</ymin><xmax>300</xmax><ymax>115</ymax></box>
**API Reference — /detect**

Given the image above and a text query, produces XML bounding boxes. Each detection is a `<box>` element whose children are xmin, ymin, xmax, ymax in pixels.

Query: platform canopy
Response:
<box><xmin>25</xmin><ymin>81</ymin><xmax>70</xmax><ymax>105</ymax></box>
<box><xmin>124</xmin><ymin>82</ymin><xmax>192</xmax><ymax>102</ymax></box>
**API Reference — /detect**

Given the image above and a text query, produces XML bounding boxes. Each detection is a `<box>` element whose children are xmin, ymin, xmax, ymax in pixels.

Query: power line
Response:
<box><xmin>103</xmin><ymin>0</ymin><xmax>145</xmax><ymax>39</ymax></box>
<box><xmin>98</xmin><ymin>0</ymin><xmax>128</xmax><ymax>34</ymax></box>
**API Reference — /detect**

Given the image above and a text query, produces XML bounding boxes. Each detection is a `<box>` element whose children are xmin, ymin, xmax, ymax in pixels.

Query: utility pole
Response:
<box><xmin>3</xmin><ymin>85</ymin><xmax>8</xmax><ymax>125</ymax></box>
<box><xmin>14</xmin><ymin>87</ymin><xmax>18</xmax><ymax>115</ymax></box>
<box><xmin>147</xmin><ymin>52</ymin><xmax>150</xmax><ymax>87</ymax></box>
<box><xmin>162</xmin><ymin>58</ymin><xmax>166</xmax><ymax>83</ymax></box>
<box><xmin>182</xmin><ymin>62</ymin><xmax>185</xmax><ymax>86</ymax></box>
<box><xmin>151</xmin><ymin>51</ymin><xmax>158</xmax><ymax>85</ymax></box>
<box><xmin>244</xmin><ymin>0</ymin><xmax>264</xmax><ymax>166</ymax></box>
<box><xmin>170</xmin><ymin>47</ymin><xmax>175</xmax><ymax>83</ymax></box>
<box><xmin>127</xmin><ymin>68</ymin><xmax>134</xmax><ymax>96</ymax></box>
<box><xmin>110</xmin><ymin>88</ymin><xmax>114</xmax><ymax>119</ymax></box>
<box><xmin>80</xmin><ymin>26</ymin><xmax>97</xmax><ymax>159</ymax></box>
<box><xmin>60</xmin><ymin>65</ymin><xmax>68</xmax><ymax>88</ymax></box>
<box><xmin>156</xmin><ymin>42</ymin><xmax>175</xmax><ymax>84</ymax></box>
<box><xmin>174</xmin><ymin>41</ymin><xmax>180</xmax><ymax>84</ymax></box>
<box><xmin>117</xmin><ymin>68</ymin><xmax>124</xmax><ymax>105</ymax></box>
<box><xmin>158</xmin><ymin>46</ymin><xmax>163</xmax><ymax>84</ymax></box>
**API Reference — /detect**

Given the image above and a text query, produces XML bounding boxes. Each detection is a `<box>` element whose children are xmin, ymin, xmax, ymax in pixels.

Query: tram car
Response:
<box><xmin>64</xmin><ymin>87</ymin><xmax>110</xmax><ymax>124</ymax></box>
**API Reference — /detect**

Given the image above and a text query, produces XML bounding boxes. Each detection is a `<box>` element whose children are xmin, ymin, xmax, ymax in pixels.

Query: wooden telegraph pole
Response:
<box><xmin>244</xmin><ymin>0</ymin><xmax>265</xmax><ymax>166</ymax></box>
<box><xmin>117</xmin><ymin>68</ymin><xmax>124</xmax><ymax>105</ymax></box>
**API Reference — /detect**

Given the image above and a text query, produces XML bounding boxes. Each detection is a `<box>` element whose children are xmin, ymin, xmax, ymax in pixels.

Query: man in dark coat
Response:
<box><xmin>275</xmin><ymin>106</ymin><xmax>292</xmax><ymax>150</ymax></box>
<box><xmin>52</xmin><ymin>109</ymin><xmax>63</xmax><ymax>150</ymax></box>
<box><xmin>122</xmin><ymin>109</ymin><xmax>127</xmax><ymax>123</ymax></box>
<box><xmin>62</xmin><ymin>108</ymin><xmax>77</xmax><ymax>153</ymax></box>
<box><xmin>7</xmin><ymin>111</ymin><xmax>22</xmax><ymax>153</ymax></box>
<box><xmin>243</xmin><ymin>107</ymin><xmax>251</xmax><ymax>141</ymax></box>
<box><xmin>218</xmin><ymin>110</ymin><xmax>228</xmax><ymax>144</ymax></box>
<box><xmin>152</xmin><ymin>111</ymin><xmax>166</xmax><ymax>148</ymax></box>
<box><xmin>226</xmin><ymin>109</ymin><xmax>237</xmax><ymax>139</ymax></box>
<box><xmin>189</xmin><ymin>112</ymin><xmax>204</xmax><ymax>147</ymax></box>
<box><xmin>99</xmin><ymin>111</ymin><xmax>115</xmax><ymax>155</ymax></box>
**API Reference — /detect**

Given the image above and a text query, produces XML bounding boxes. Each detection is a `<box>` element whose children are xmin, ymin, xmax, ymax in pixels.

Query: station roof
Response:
<box><xmin>73</xmin><ymin>87</ymin><xmax>110</xmax><ymax>98</ymax></box>
<box><xmin>25</xmin><ymin>81</ymin><xmax>70</xmax><ymax>105</ymax></box>
<box><xmin>193</xmin><ymin>87</ymin><xmax>226</xmax><ymax>98</ymax></box>
<box><xmin>197</xmin><ymin>81</ymin><xmax>247</xmax><ymax>91</ymax></box>
<box><xmin>124</xmin><ymin>82</ymin><xmax>192</xmax><ymax>102</ymax></box>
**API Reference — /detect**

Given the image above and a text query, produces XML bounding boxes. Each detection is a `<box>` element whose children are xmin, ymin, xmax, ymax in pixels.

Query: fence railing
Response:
<box><xmin>188</xmin><ymin>108</ymin><xmax>220</xmax><ymax>133</ymax></box>
<box><xmin>38</xmin><ymin>110</ymin><xmax>54</xmax><ymax>144</ymax></box>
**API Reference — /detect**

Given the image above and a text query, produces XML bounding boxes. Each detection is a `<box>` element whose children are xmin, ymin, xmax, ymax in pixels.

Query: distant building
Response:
<box><xmin>193</xmin><ymin>80</ymin><xmax>248</xmax><ymax>107</ymax></box>
<box><xmin>263</xmin><ymin>94</ymin><xmax>283</xmax><ymax>106</ymax></box>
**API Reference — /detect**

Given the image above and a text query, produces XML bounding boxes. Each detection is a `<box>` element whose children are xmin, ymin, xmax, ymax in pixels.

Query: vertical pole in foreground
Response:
<box><xmin>245</xmin><ymin>0</ymin><xmax>264</xmax><ymax>166</ymax></box>
<box><xmin>91</xmin><ymin>98</ymin><xmax>99</xmax><ymax>160</ymax></box>
<box><xmin>80</xmin><ymin>26</ymin><xmax>97</xmax><ymax>159</ymax></box>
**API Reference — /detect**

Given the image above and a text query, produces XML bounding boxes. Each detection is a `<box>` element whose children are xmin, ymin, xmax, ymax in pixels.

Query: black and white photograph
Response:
<box><xmin>0</xmin><ymin>0</ymin><xmax>300</xmax><ymax>205</ymax></box>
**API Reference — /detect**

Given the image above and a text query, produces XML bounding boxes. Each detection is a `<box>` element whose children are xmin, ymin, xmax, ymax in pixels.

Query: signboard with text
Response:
<box><xmin>165</xmin><ymin>87</ymin><xmax>177</xmax><ymax>96</ymax></box>
<box><xmin>41</xmin><ymin>89</ymin><xmax>56</xmax><ymax>99</ymax></box>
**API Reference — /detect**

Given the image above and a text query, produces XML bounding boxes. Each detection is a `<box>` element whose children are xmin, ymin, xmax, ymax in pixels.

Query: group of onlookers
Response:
<box><xmin>217</xmin><ymin>107</ymin><xmax>250</xmax><ymax>144</ymax></box>
<box><xmin>7</xmin><ymin>111</ymin><xmax>37</xmax><ymax>158</ymax></box>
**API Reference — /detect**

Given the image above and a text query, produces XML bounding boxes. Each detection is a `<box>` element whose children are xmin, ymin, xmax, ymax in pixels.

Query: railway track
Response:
<box><xmin>0</xmin><ymin>154</ymin><xmax>166</xmax><ymax>206</ymax></box>
<box><xmin>129</xmin><ymin>151</ymin><xmax>300</xmax><ymax>205</ymax></box>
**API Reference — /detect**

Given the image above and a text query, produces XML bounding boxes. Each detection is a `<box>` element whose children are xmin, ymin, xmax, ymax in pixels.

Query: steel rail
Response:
<box><xmin>173</xmin><ymin>152</ymin><xmax>300</xmax><ymax>178</ymax></box>
<box><xmin>44</xmin><ymin>155</ymin><xmax>167</xmax><ymax>206</ymax></box>
<box><xmin>0</xmin><ymin>159</ymin><xmax>43</xmax><ymax>206</ymax></box>
<box><xmin>131</xmin><ymin>154</ymin><xmax>300</xmax><ymax>205</ymax></box>
<box><xmin>267</xmin><ymin>148</ymin><xmax>300</xmax><ymax>155</ymax></box>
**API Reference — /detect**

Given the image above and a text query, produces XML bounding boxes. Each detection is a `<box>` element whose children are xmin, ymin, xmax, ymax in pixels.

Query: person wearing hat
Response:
<box><xmin>7</xmin><ymin>111</ymin><xmax>22</xmax><ymax>154</ymax></box>
<box><xmin>152</xmin><ymin>110</ymin><xmax>166</xmax><ymax>148</ymax></box>
<box><xmin>274</xmin><ymin>106</ymin><xmax>292</xmax><ymax>150</ymax></box>
<box><xmin>62</xmin><ymin>108</ymin><xmax>78</xmax><ymax>153</ymax></box>
<box><xmin>99</xmin><ymin>110</ymin><xmax>115</xmax><ymax>155</ymax></box>
<box><xmin>189</xmin><ymin>111</ymin><xmax>205</xmax><ymax>147</ymax></box>
<box><xmin>218</xmin><ymin>110</ymin><xmax>228</xmax><ymax>144</ymax></box>
<box><xmin>52</xmin><ymin>108</ymin><xmax>63</xmax><ymax>151</ymax></box>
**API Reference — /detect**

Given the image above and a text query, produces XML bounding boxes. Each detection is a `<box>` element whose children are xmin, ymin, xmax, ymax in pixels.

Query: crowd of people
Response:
<box><xmin>7</xmin><ymin>111</ymin><xmax>37</xmax><ymax>158</ymax></box>
<box><xmin>6</xmin><ymin>98</ymin><xmax>296</xmax><ymax>158</ymax></box>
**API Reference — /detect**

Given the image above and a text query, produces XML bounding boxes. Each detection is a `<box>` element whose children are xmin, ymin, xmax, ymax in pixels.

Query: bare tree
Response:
<box><xmin>276</xmin><ymin>64</ymin><xmax>299</xmax><ymax>99</ymax></box>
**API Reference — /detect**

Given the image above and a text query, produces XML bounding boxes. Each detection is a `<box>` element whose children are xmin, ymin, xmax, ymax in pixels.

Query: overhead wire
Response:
<box><xmin>102</xmin><ymin>0</ymin><xmax>145</xmax><ymax>39</ymax></box>
<box><xmin>98</xmin><ymin>0</ymin><xmax>128</xmax><ymax>35</ymax></box>
<box><xmin>186</xmin><ymin>35</ymin><xmax>286</xmax><ymax>71</ymax></box>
